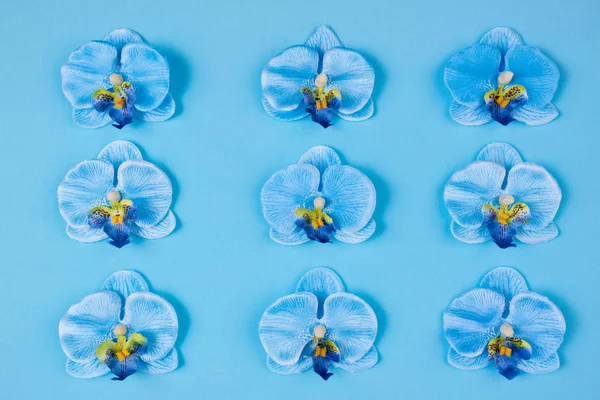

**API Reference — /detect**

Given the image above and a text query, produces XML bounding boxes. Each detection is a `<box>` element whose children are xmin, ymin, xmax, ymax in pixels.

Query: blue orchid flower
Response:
<box><xmin>62</xmin><ymin>28</ymin><xmax>175</xmax><ymax>129</ymax></box>
<box><xmin>259</xmin><ymin>268</ymin><xmax>378</xmax><ymax>380</ymax></box>
<box><xmin>444</xmin><ymin>27</ymin><xmax>559</xmax><ymax>126</ymax></box>
<box><xmin>443</xmin><ymin>267</ymin><xmax>565</xmax><ymax>380</ymax></box>
<box><xmin>444</xmin><ymin>143</ymin><xmax>561</xmax><ymax>249</ymax></box>
<box><xmin>262</xmin><ymin>25</ymin><xmax>375</xmax><ymax>128</ymax></box>
<box><xmin>59</xmin><ymin>270</ymin><xmax>178</xmax><ymax>380</ymax></box>
<box><xmin>58</xmin><ymin>141</ymin><xmax>176</xmax><ymax>248</ymax></box>
<box><xmin>261</xmin><ymin>146</ymin><xmax>376</xmax><ymax>245</ymax></box>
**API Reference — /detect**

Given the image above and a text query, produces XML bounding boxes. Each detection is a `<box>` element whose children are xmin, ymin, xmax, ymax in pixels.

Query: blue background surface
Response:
<box><xmin>1</xmin><ymin>0</ymin><xmax>599</xmax><ymax>398</ymax></box>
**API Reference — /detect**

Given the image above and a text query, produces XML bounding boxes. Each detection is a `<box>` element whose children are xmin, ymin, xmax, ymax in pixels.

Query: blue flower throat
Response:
<box><xmin>482</xmin><ymin>195</ymin><xmax>530</xmax><ymax>249</ymax></box>
<box><xmin>311</xmin><ymin>326</ymin><xmax>341</xmax><ymax>380</ymax></box>
<box><xmin>92</xmin><ymin>74</ymin><xmax>135</xmax><ymax>129</ymax></box>
<box><xmin>96</xmin><ymin>324</ymin><xmax>147</xmax><ymax>381</ymax></box>
<box><xmin>488</xmin><ymin>324</ymin><xmax>532</xmax><ymax>380</ymax></box>
<box><xmin>295</xmin><ymin>197</ymin><xmax>335</xmax><ymax>243</ymax></box>
<box><xmin>484</xmin><ymin>71</ymin><xmax>528</xmax><ymax>126</ymax></box>
<box><xmin>87</xmin><ymin>191</ymin><xmax>137</xmax><ymax>248</ymax></box>
<box><xmin>301</xmin><ymin>73</ymin><xmax>341</xmax><ymax>128</ymax></box>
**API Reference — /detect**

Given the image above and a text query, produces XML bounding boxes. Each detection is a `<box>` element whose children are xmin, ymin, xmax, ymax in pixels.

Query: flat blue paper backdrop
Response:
<box><xmin>0</xmin><ymin>0</ymin><xmax>598</xmax><ymax>398</ymax></box>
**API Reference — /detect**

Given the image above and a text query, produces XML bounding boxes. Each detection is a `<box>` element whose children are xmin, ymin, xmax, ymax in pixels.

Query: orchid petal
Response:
<box><xmin>259</xmin><ymin>293</ymin><xmax>318</xmax><ymax>365</ymax></box>
<box><xmin>321</xmin><ymin>293</ymin><xmax>377</xmax><ymax>363</ymax></box>
<box><xmin>122</xmin><ymin>292</ymin><xmax>178</xmax><ymax>362</ymax></box>
<box><xmin>322</xmin><ymin>48</ymin><xmax>374</xmax><ymax>114</ymax></box>
<box><xmin>443</xmin><ymin>288</ymin><xmax>505</xmax><ymax>357</ymax></box>
<box><xmin>444</xmin><ymin>161</ymin><xmax>505</xmax><ymax>229</ymax></box>
<box><xmin>262</xmin><ymin>45</ymin><xmax>319</xmax><ymax>111</ymax></box>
